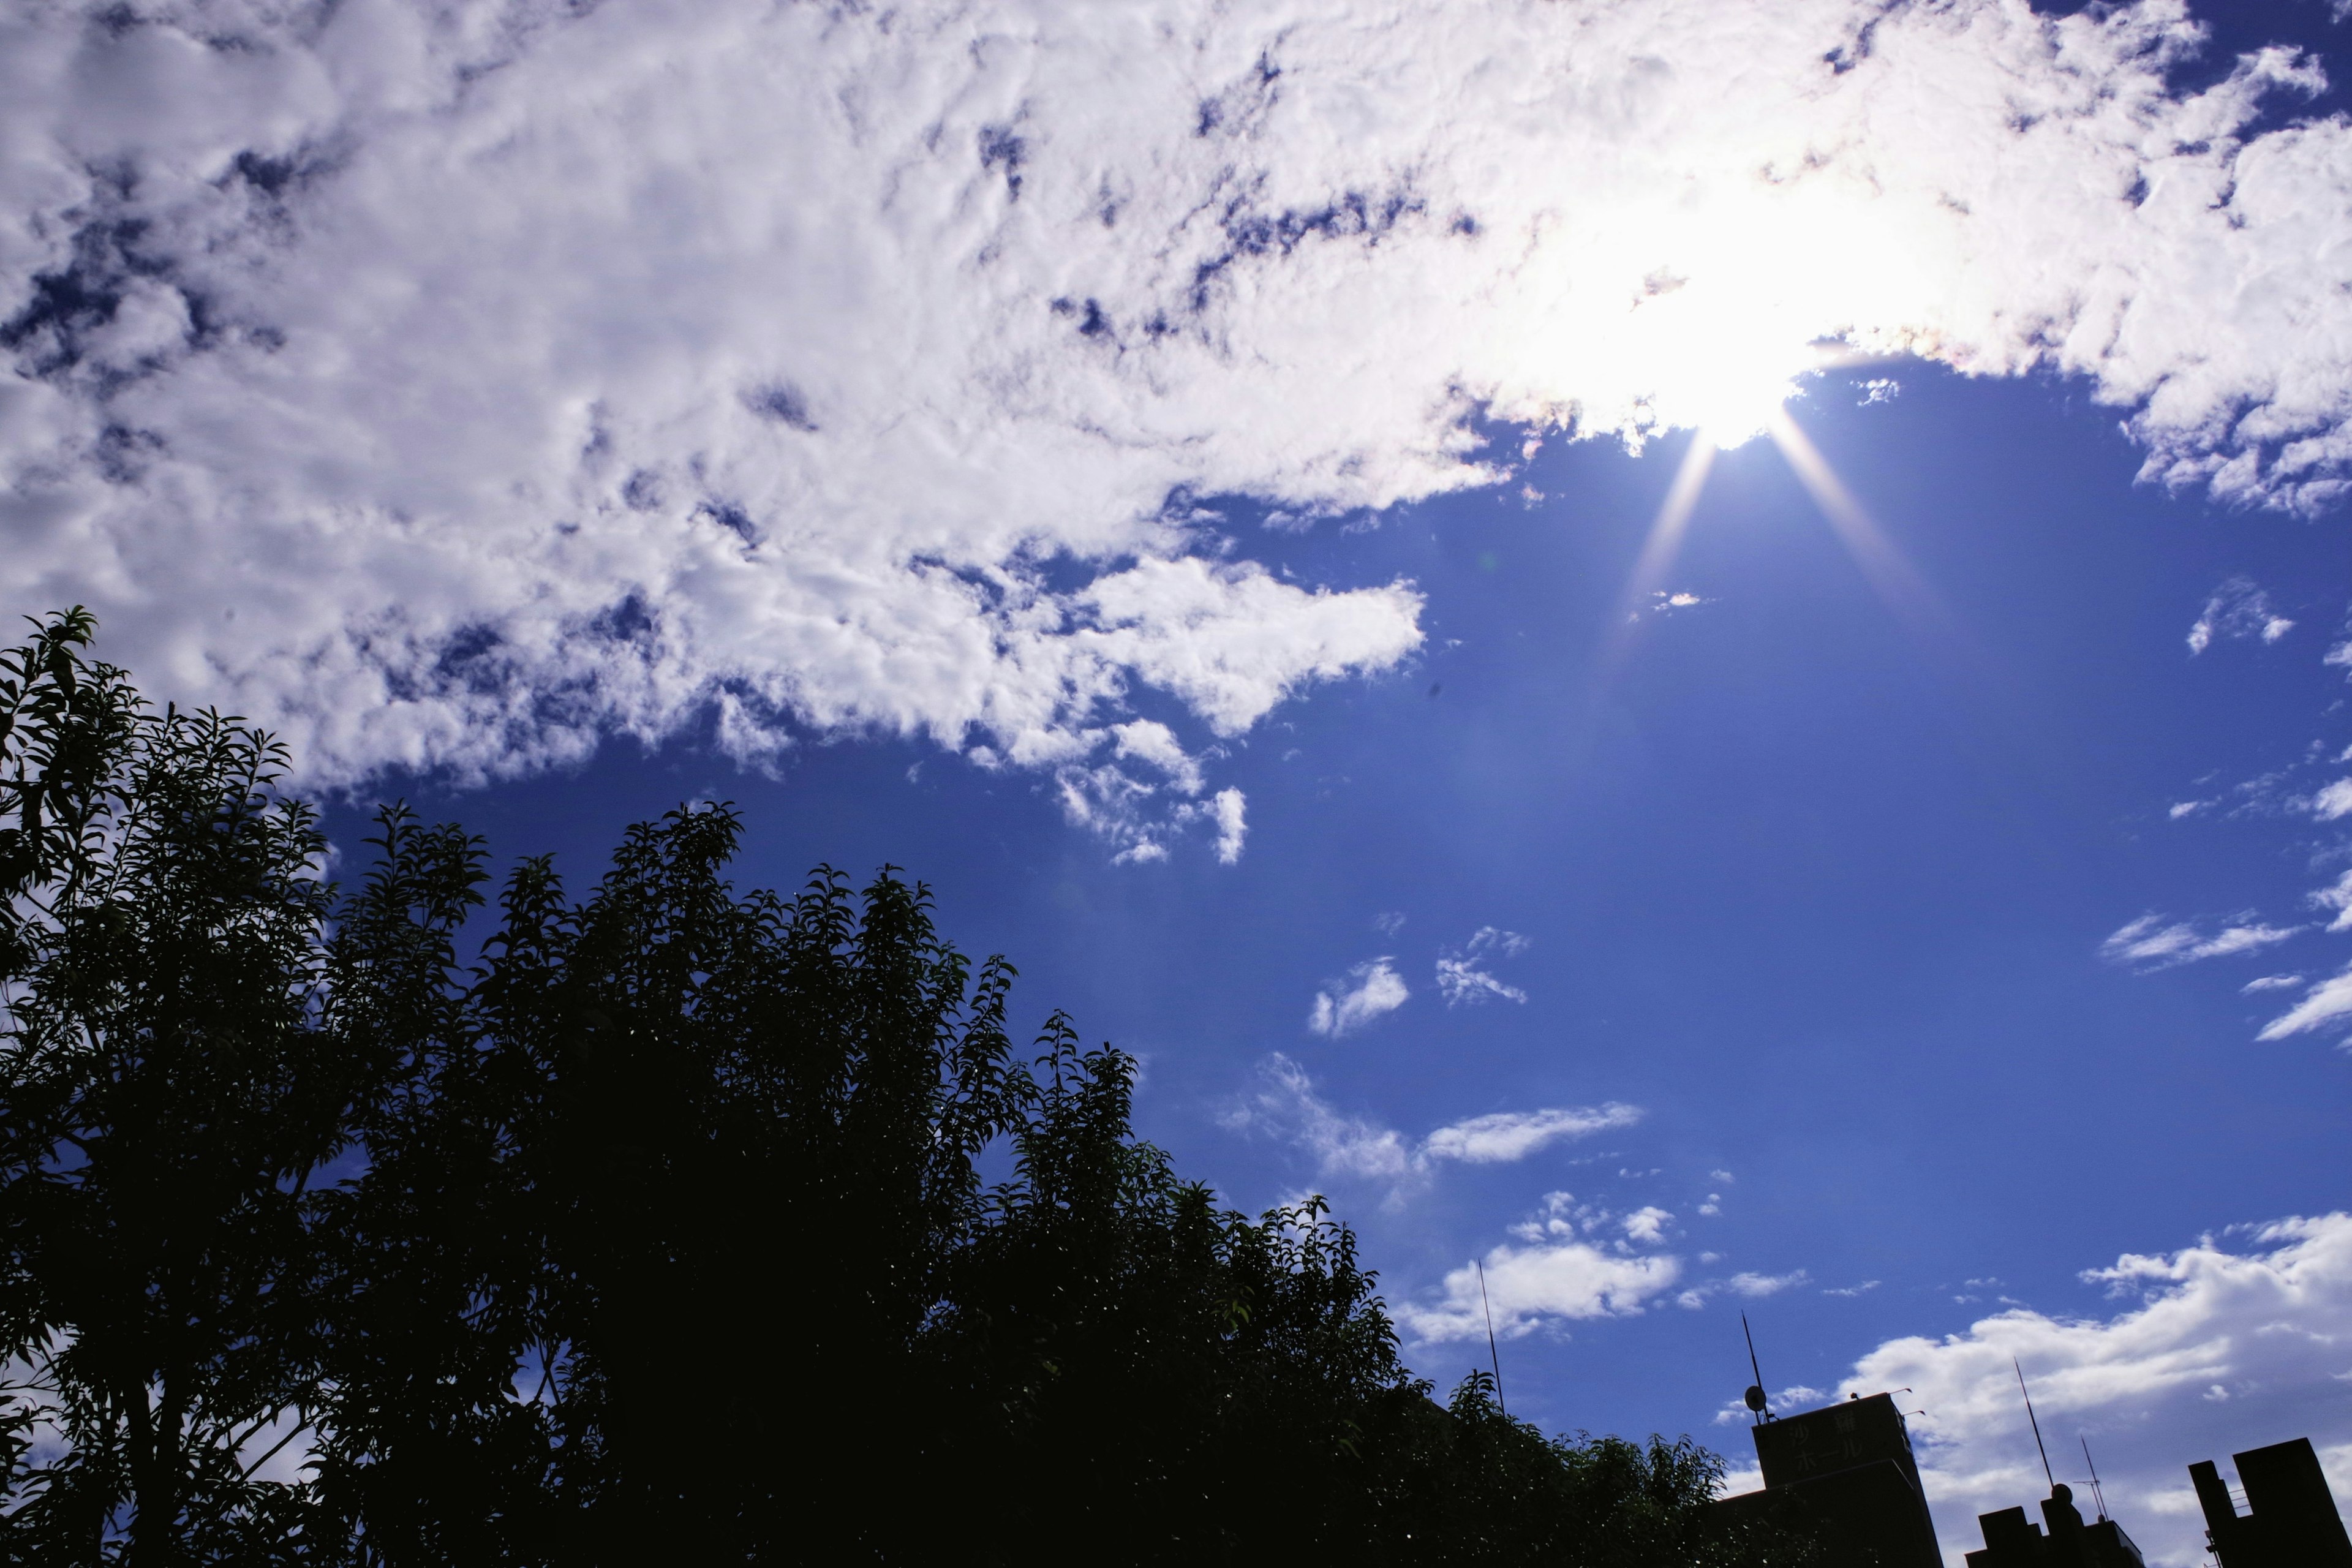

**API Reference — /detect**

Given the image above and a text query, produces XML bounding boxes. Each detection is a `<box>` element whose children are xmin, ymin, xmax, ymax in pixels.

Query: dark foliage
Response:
<box><xmin>0</xmin><ymin>611</ymin><xmax>1791</xmax><ymax>1566</ymax></box>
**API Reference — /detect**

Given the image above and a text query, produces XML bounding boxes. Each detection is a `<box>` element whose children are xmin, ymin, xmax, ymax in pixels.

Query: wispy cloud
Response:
<box><xmin>1223</xmin><ymin>1057</ymin><xmax>1639</xmax><ymax>1199</ymax></box>
<box><xmin>2313</xmin><ymin>869</ymin><xmax>2352</xmax><ymax>933</ymax></box>
<box><xmin>2187</xmin><ymin>578</ymin><xmax>2294</xmax><ymax>655</ymax></box>
<box><xmin>1676</xmin><ymin>1268</ymin><xmax>1812</xmax><ymax>1310</ymax></box>
<box><xmin>2099</xmin><ymin>913</ymin><xmax>2297</xmax><ymax>971</ymax></box>
<box><xmin>1308</xmin><ymin>959</ymin><xmax>1411</xmax><ymax>1038</ymax></box>
<box><xmin>1435</xmin><ymin>927</ymin><xmax>1532</xmax><ymax>1007</ymax></box>
<box><xmin>1420</xmin><ymin>1106</ymin><xmax>1644</xmax><ymax>1164</ymax></box>
<box><xmin>2256</xmin><ymin>962</ymin><xmax>2352</xmax><ymax>1042</ymax></box>
<box><xmin>1713</xmin><ymin>1384</ymin><xmax>1828</xmax><ymax>1427</ymax></box>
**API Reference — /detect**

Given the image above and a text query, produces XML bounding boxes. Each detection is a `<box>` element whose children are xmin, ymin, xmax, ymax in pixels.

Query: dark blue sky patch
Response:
<box><xmin>742</xmin><ymin>382</ymin><xmax>818</xmax><ymax>431</ymax></box>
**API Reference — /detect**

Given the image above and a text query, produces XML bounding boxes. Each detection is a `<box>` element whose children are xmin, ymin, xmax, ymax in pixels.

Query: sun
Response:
<box><xmin>1629</xmin><ymin>281</ymin><xmax>1831</xmax><ymax>448</ymax></box>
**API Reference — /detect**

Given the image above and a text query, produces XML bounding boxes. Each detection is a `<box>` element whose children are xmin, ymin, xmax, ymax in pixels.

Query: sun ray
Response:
<box><xmin>1569</xmin><ymin>432</ymin><xmax>1718</xmax><ymax>739</ymax></box>
<box><xmin>1766</xmin><ymin>408</ymin><xmax>1955</xmax><ymax>643</ymax></box>
<box><xmin>1607</xmin><ymin>434</ymin><xmax>1717</xmax><ymax>643</ymax></box>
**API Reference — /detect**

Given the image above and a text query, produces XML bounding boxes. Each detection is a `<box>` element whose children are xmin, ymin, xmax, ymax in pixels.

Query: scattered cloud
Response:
<box><xmin>1060</xmin><ymin>729</ymin><xmax>1253</xmax><ymax>861</ymax></box>
<box><xmin>2312</xmin><ymin>869</ymin><xmax>2352</xmax><ymax>933</ymax></box>
<box><xmin>1648</xmin><ymin>590</ymin><xmax>1713</xmax><ymax>615</ymax></box>
<box><xmin>1401</xmin><ymin>1191</ymin><xmax>1683</xmax><ymax>1341</ymax></box>
<box><xmin>9</xmin><ymin>0</ymin><xmax>2352</xmax><ymax>812</ymax></box>
<box><xmin>1844</xmin><ymin>1215</ymin><xmax>2352</xmax><ymax>1568</ymax></box>
<box><xmin>2242</xmin><ymin>973</ymin><xmax>2304</xmax><ymax>993</ymax></box>
<box><xmin>2100</xmin><ymin>913</ymin><xmax>2297</xmax><ymax>971</ymax></box>
<box><xmin>1822</xmin><ymin>1280</ymin><xmax>1882</xmax><ymax>1298</ymax></box>
<box><xmin>1676</xmin><ymin>1268</ymin><xmax>1812</xmax><ymax>1310</ymax></box>
<box><xmin>1373</xmin><ymin>911</ymin><xmax>1408</xmax><ymax>937</ymax></box>
<box><xmin>1308</xmin><ymin>959</ymin><xmax>1411</xmax><ymax>1038</ymax></box>
<box><xmin>2187</xmin><ymin>579</ymin><xmax>2294</xmax><ymax>655</ymax></box>
<box><xmin>1222</xmin><ymin>1057</ymin><xmax>1639</xmax><ymax>1200</ymax></box>
<box><xmin>1436</xmin><ymin>927</ymin><xmax>1533</xmax><ymax>1007</ymax></box>
<box><xmin>2168</xmin><ymin>799</ymin><xmax>2211</xmax><ymax>820</ymax></box>
<box><xmin>1714</xmin><ymin>1384</ymin><xmax>1829</xmax><ymax>1427</ymax></box>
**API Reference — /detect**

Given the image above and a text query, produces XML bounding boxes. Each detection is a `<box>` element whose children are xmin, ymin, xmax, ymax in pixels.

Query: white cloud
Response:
<box><xmin>1308</xmin><ymin>958</ymin><xmax>1411</xmax><ymax>1037</ymax></box>
<box><xmin>2168</xmin><ymin>799</ymin><xmax>2210</xmax><ymax>820</ymax></box>
<box><xmin>1223</xmin><ymin>1055</ymin><xmax>1416</xmax><ymax>1183</ymax></box>
<box><xmin>1109</xmin><ymin>720</ymin><xmax>1204</xmax><ymax>796</ymax></box>
<box><xmin>2241</xmin><ymin>972</ymin><xmax>2302</xmax><ymax>993</ymax></box>
<box><xmin>1842</xmin><ymin>1215</ymin><xmax>2352</xmax><ymax>1568</ymax></box>
<box><xmin>1621</xmin><ymin>1205</ymin><xmax>1675</xmax><ymax>1245</ymax></box>
<box><xmin>2100</xmin><ymin>913</ymin><xmax>2297</xmax><ymax>970</ymax></box>
<box><xmin>2256</xmin><ymin>961</ymin><xmax>2352</xmax><ymax>1041</ymax></box>
<box><xmin>1420</xmin><ymin>1104</ymin><xmax>1644</xmax><ymax>1164</ymax></box>
<box><xmin>1223</xmin><ymin>1057</ymin><xmax>1637</xmax><ymax>1199</ymax></box>
<box><xmin>1401</xmin><ymin>1193</ymin><xmax>1684</xmax><ymax>1341</ymax></box>
<box><xmin>2186</xmin><ymin>579</ymin><xmax>2294</xmax><ymax>655</ymax></box>
<box><xmin>8</xmin><ymin>0</ymin><xmax>2352</xmax><ymax>813</ymax></box>
<box><xmin>2314</xmin><ymin>780</ymin><xmax>2352</xmax><ymax>821</ymax></box>
<box><xmin>1714</xmin><ymin>1384</ymin><xmax>1830</xmax><ymax>1426</ymax></box>
<box><xmin>2312</xmin><ymin>868</ymin><xmax>2352</xmax><ymax>933</ymax></box>
<box><xmin>1675</xmin><ymin>1267</ymin><xmax>1813</xmax><ymax>1309</ymax></box>
<box><xmin>1436</xmin><ymin>926</ymin><xmax>1533</xmax><ymax>1006</ymax></box>
<box><xmin>1205</xmin><ymin>787</ymin><xmax>1247</xmax><ymax>865</ymax></box>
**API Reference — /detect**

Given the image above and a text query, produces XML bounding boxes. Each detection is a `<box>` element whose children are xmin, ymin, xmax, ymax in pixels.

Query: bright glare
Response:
<box><xmin>1630</xmin><ymin>273</ymin><xmax>1834</xmax><ymax>448</ymax></box>
<box><xmin>1518</xmin><ymin>174</ymin><xmax>1915</xmax><ymax>450</ymax></box>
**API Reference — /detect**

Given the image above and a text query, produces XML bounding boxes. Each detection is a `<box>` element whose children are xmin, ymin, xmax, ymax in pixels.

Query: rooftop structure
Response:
<box><xmin>1964</xmin><ymin>1483</ymin><xmax>2143</xmax><ymax>1568</ymax></box>
<box><xmin>1709</xmin><ymin>1392</ymin><xmax>1943</xmax><ymax>1568</ymax></box>
<box><xmin>2191</xmin><ymin>1437</ymin><xmax>2352</xmax><ymax>1568</ymax></box>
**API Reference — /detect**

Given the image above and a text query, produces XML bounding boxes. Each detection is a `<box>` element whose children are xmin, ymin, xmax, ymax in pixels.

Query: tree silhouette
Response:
<box><xmin>1</xmin><ymin>609</ymin><xmax>344</xmax><ymax>1563</ymax></box>
<box><xmin>0</xmin><ymin>610</ymin><xmax>1793</xmax><ymax>1567</ymax></box>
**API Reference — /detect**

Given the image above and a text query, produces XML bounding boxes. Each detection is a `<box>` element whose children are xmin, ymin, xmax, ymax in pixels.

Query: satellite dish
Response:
<box><xmin>1744</xmin><ymin>1384</ymin><xmax>1768</xmax><ymax>1414</ymax></box>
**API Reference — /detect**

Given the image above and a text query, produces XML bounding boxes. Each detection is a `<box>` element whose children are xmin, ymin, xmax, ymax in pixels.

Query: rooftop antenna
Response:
<box><xmin>2014</xmin><ymin>1359</ymin><xmax>2056</xmax><ymax>1493</ymax></box>
<box><xmin>2080</xmin><ymin>1436</ymin><xmax>2110</xmax><ymax>1521</ymax></box>
<box><xmin>1741</xmin><ymin>1312</ymin><xmax>1771</xmax><ymax>1425</ymax></box>
<box><xmin>1477</xmin><ymin>1260</ymin><xmax>1507</xmax><ymax>1418</ymax></box>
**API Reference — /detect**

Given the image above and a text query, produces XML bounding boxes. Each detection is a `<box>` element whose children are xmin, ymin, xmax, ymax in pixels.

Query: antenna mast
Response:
<box><xmin>1741</xmin><ymin>1312</ymin><xmax>1770</xmax><ymax>1425</ymax></box>
<box><xmin>2081</xmin><ymin>1436</ymin><xmax>2110</xmax><ymax>1521</ymax></box>
<box><xmin>1477</xmin><ymin>1260</ymin><xmax>1507</xmax><ymax>1418</ymax></box>
<box><xmin>2014</xmin><ymin>1359</ymin><xmax>2056</xmax><ymax>1493</ymax></box>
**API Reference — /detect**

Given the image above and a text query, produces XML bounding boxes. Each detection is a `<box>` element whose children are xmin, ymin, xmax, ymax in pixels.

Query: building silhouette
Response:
<box><xmin>1709</xmin><ymin>1392</ymin><xmax>1943</xmax><ymax>1568</ymax></box>
<box><xmin>1963</xmin><ymin>1483</ymin><xmax>2143</xmax><ymax>1567</ymax></box>
<box><xmin>1704</xmin><ymin>1355</ymin><xmax>2345</xmax><ymax>1568</ymax></box>
<box><xmin>2190</xmin><ymin>1437</ymin><xmax>2352</xmax><ymax>1568</ymax></box>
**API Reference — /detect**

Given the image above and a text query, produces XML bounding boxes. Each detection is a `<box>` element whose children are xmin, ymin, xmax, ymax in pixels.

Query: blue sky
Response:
<box><xmin>9</xmin><ymin>1</ymin><xmax>2352</xmax><ymax>1561</ymax></box>
<box><xmin>348</xmin><ymin>358</ymin><xmax>2352</xmax><ymax>1559</ymax></box>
